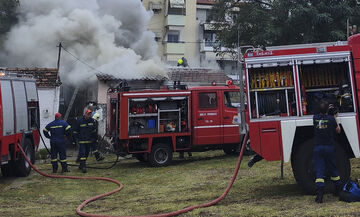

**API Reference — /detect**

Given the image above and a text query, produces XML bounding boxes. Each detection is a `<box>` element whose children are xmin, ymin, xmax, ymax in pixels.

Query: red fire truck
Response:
<box><xmin>243</xmin><ymin>34</ymin><xmax>360</xmax><ymax>193</ymax></box>
<box><xmin>0</xmin><ymin>72</ymin><xmax>40</xmax><ymax>177</ymax></box>
<box><xmin>107</xmin><ymin>82</ymin><xmax>245</xmax><ymax>167</ymax></box>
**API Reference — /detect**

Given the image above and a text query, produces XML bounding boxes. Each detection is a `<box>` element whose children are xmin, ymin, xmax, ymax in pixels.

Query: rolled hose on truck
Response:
<box><xmin>17</xmin><ymin>132</ymin><xmax>248</xmax><ymax>217</ymax></box>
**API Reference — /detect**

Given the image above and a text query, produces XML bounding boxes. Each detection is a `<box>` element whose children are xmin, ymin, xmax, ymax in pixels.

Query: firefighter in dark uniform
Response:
<box><xmin>73</xmin><ymin>109</ymin><xmax>100</xmax><ymax>173</ymax></box>
<box><xmin>313</xmin><ymin>101</ymin><xmax>341</xmax><ymax>203</ymax></box>
<box><xmin>43</xmin><ymin>113</ymin><xmax>71</xmax><ymax>173</ymax></box>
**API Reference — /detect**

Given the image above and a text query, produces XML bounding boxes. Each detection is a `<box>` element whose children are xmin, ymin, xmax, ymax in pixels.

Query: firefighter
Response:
<box><xmin>43</xmin><ymin>113</ymin><xmax>71</xmax><ymax>173</ymax></box>
<box><xmin>75</xmin><ymin>110</ymin><xmax>105</xmax><ymax>164</ymax></box>
<box><xmin>90</xmin><ymin>111</ymin><xmax>105</xmax><ymax>161</ymax></box>
<box><xmin>73</xmin><ymin>109</ymin><xmax>102</xmax><ymax>173</ymax></box>
<box><xmin>177</xmin><ymin>57</ymin><xmax>188</xmax><ymax>67</ymax></box>
<box><xmin>313</xmin><ymin>101</ymin><xmax>342</xmax><ymax>203</ymax></box>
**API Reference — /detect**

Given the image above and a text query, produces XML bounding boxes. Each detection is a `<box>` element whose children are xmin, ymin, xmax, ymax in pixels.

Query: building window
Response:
<box><xmin>168</xmin><ymin>0</ymin><xmax>185</xmax><ymax>15</ymax></box>
<box><xmin>168</xmin><ymin>32</ymin><xmax>179</xmax><ymax>43</ymax></box>
<box><xmin>204</xmin><ymin>31</ymin><xmax>217</xmax><ymax>47</ymax></box>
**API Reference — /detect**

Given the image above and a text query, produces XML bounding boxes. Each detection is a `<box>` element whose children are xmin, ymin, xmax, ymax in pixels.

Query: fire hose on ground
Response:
<box><xmin>17</xmin><ymin>132</ymin><xmax>248</xmax><ymax>217</ymax></box>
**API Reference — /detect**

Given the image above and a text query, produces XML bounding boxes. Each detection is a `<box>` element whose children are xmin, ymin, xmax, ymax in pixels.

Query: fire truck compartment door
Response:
<box><xmin>1</xmin><ymin>80</ymin><xmax>15</xmax><ymax>135</ymax></box>
<box><xmin>193</xmin><ymin>91</ymin><xmax>222</xmax><ymax>145</ymax></box>
<box><xmin>259</xmin><ymin>121</ymin><xmax>282</xmax><ymax>161</ymax></box>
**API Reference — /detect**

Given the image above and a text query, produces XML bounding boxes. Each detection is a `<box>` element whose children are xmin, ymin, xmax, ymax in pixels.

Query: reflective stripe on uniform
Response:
<box><xmin>65</xmin><ymin>126</ymin><xmax>71</xmax><ymax>131</ymax></box>
<box><xmin>51</xmin><ymin>159</ymin><xmax>57</xmax><ymax>162</ymax></box>
<box><xmin>315</xmin><ymin>178</ymin><xmax>325</xmax><ymax>183</ymax></box>
<box><xmin>88</xmin><ymin>123</ymin><xmax>94</xmax><ymax>126</ymax></box>
<box><xmin>50</xmin><ymin>125</ymin><xmax>63</xmax><ymax>129</ymax></box>
<box><xmin>73</xmin><ymin>131</ymin><xmax>78</xmax><ymax>134</ymax></box>
<box><xmin>79</xmin><ymin>140</ymin><xmax>92</xmax><ymax>144</ymax></box>
<box><xmin>60</xmin><ymin>159</ymin><xmax>67</xmax><ymax>162</ymax></box>
<box><xmin>331</xmin><ymin>176</ymin><xmax>340</xmax><ymax>181</ymax></box>
<box><xmin>93</xmin><ymin>150</ymin><xmax>99</xmax><ymax>153</ymax></box>
<box><xmin>43</xmin><ymin>128</ymin><xmax>49</xmax><ymax>132</ymax></box>
<box><xmin>80</xmin><ymin>124</ymin><xmax>87</xmax><ymax>127</ymax></box>
<box><xmin>80</xmin><ymin>157</ymin><xmax>87</xmax><ymax>160</ymax></box>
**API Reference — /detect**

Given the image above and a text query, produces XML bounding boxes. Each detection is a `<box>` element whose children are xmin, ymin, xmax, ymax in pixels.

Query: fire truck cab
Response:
<box><xmin>0</xmin><ymin>73</ymin><xmax>40</xmax><ymax>177</ymax></box>
<box><xmin>107</xmin><ymin>82</ymin><xmax>243</xmax><ymax>166</ymax></box>
<box><xmin>243</xmin><ymin>34</ymin><xmax>360</xmax><ymax>193</ymax></box>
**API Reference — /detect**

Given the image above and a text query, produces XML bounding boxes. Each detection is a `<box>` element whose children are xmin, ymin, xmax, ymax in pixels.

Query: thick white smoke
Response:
<box><xmin>0</xmin><ymin>0</ymin><xmax>166</xmax><ymax>85</ymax></box>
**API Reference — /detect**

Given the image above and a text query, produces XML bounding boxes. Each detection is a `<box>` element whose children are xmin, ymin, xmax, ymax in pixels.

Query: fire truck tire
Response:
<box><xmin>291</xmin><ymin>139</ymin><xmax>350</xmax><ymax>194</ymax></box>
<box><xmin>223</xmin><ymin>145</ymin><xmax>237</xmax><ymax>155</ymax></box>
<box><xmin>134</xmin><ymin>153</ymin><xmax>148</xmax><ymax>162</ymax></box>
<box><xmin>15</xmin><ymin>139</ymin><xmax>34</xmax><ymax>177</ymax></box>
<box><xmin>149</xmin><ymin>144</ymin><xmax>173</xmax><ymax>167</ymax></box>
<box><xmin>1</xmin><ymin>161</ymin><xmax>16</xmax><ymax>177</ymax></box>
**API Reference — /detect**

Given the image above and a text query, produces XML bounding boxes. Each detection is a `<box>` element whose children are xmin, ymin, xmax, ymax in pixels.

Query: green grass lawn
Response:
<box><xmin>0</xmin><ymin>150</ymin><xmax>360</xmax><ymax>217</ymax></box>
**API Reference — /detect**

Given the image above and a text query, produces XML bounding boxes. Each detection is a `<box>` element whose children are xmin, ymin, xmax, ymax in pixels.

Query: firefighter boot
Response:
<box><xmin>179</xmin><ymin>151</ymin><xmax>184</xmax><ymax>159</ymax></box>
<box><xmin>80</xmin><ymin>160</ymin><xmax>87</xmax><ymax>173</ymax></box>
<box><xmin>94</xmin><ymin>152</ymin><xmax>105</xmax><ymax>161</ymax></box>
<box><xmin>248</xmin><ymin>154</ymin><xmax>263</xmax><ymax>168</ymax></box>
<box><xmin>61</xmin><ymin>162</ymin><xmax>70</xmax><ymax>173</ymax></box>
<box><xmin>315</xmin><ymin>187</ymin><xmax>324</xmax><ymax>203</ymax></box>
<box><xmin>52</xmin><ymin>163</ymin><xmax>58</xmax><ymax>173</ymax></box>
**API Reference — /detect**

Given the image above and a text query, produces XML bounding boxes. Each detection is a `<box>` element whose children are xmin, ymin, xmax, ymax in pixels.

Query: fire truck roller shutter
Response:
<box><xmin>1</xmin><ymin>80</ymin><xmax>15</xmax><ymax>135</ymax></box>
<box><xmin>24</xmin><ymin>81</ymin><xmax>38</xmax><ymax>101</ymax></box>
<box><xmin>12</xmin><ymin>81</ymin><xmax>29</xmax><ymax>133</ymax></box>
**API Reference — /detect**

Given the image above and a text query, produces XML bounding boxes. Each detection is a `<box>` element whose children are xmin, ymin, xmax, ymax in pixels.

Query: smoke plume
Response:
<box><xmin>0</xmin><ymin>0</ymin><xmax>166</xmax><ymax>85</ymax></box>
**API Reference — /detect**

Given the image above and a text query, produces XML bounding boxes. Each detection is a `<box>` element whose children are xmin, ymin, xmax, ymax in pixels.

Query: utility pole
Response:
<box><xmin>237</xmin><ymin>23</ymin><xmax>246</xmax><ymax>135</ymax></box>
<box><xmin>56</xmin><ymin>42</ymin><xmax>62</xmax><ymax>82</ymax></box>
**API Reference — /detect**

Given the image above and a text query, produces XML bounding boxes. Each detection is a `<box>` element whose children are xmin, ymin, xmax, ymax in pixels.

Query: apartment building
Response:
<box><xmin>142</xmin><ymin>0</ymin><xmax>238</xmax><ymax>74</ymax></box>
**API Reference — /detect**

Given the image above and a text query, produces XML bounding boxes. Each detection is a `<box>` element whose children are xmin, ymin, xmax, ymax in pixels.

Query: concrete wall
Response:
<box><xmin>185</xmin><ymin>0</ymin><xmax>198</xmax><ymax>66</ymax></box>
<box><xmin>38</xmin><ymin>87</ymin><xmax>60</xmax><ymax>149</ymax></box>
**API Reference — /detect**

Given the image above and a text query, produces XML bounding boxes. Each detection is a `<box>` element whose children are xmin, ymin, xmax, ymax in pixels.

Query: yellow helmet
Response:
<box><xmin>177</xmin><ymin>58</ymin><xmax>183</xmax><ymax>65</ymax></box>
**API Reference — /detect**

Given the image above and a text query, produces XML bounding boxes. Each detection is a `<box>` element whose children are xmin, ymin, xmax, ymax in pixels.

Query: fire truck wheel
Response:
<box><xmin>223</xmin><ymin>145</ymin><xmax>237</xmax><ymax>155</ymax></box>
<box><xmin>291</xmin><ymin>139</ymin><xmax>350</xmax><ymax>194</ymax></box>
<box><xmin>149</xmin><ymin>144</ymin><xmax>173</xmax><ymax>167</ymax></box>
<box><xmin>15</xmin><ymin>139</ymin><xmax>35</xmax><ymax>177</ymax></box>
<box><xmin>134</xmin><ymin>153</ymin><xmax>148</xmax><ymax>162</ymax></box>
<box><xmin>1</xmin><ymin>161</ymin><xmax>16</xmax><ymax>177</ymax></box>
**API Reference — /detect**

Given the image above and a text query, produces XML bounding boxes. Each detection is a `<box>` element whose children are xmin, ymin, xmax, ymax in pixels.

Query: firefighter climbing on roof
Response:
<box><xmin>313</xmin><ymin>101</ymin><xmax>342</xmax><ymax>203</ymax></box>
<box><xmin>177</xmin><ymin>57</ymin><xmax>188</xmax><ymax>67</ymax></box>
<box><xmin>43</xmin><ymin>113</ymin><xmax>71</xmax><ymax>173</ymax></box>
<box><xmin>73</xmin><ymin>109</ymin><xmax>103</xmax><ymax>173</ymax></box>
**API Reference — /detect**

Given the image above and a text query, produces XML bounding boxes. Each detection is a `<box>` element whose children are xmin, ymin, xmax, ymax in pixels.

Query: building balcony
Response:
<box><xmin>165</xmin><ymin>42</ymin><xmax>185</xmax><ymax>54</ymax></box>
<box><xmin>166</xmin><ymin>15</ymin><xmax>185</xmax><ymax>26</ymax></box>
<box><xmin>200</xmin><ymin>40</ymin><xmax>220</xmax><ymax>52</ymax></box>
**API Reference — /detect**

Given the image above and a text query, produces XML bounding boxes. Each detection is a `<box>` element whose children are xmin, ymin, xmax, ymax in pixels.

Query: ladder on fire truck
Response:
<box><xmin>64</xmin><ymin>86</ymin><xmax>80</xmax><ymax>121</ymax></box>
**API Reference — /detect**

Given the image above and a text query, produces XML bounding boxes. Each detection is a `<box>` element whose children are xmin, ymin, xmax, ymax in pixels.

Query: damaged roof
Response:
<box><xmin>1</xmin><ymin>68</ymin><xmax>61</xmax><ymax>87</ymax></box>
<box><xmin>96</xmin><ymin>72</ymin><xmax>168</xmax><ymax>81</ymax></box>
<box><xmin>168</xmin><ymin>68</ymin><xmax>230</xmax><ymax>84</ymax></box>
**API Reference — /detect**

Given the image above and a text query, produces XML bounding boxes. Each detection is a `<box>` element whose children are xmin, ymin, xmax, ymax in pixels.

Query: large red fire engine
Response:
<box><xmin>243</xmin><ymin>34</ymin><xmax>360</xmax><ymax>193</ymax></box>
<box><xmin>107</xmin><ymin>81</ymin><xmax>245</xmax><ymax>167</ymax></box>
<box><xmin>0</xmin><ymin>71</ymin><xmax>40</xmax><ymax>177</ymax></box>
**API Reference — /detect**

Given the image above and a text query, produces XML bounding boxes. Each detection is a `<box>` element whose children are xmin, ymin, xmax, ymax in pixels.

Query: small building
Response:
<box><xmin>3</xmin><ymin>68</ymin><xmax>61</xmax><ymax>149</ymax></box>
